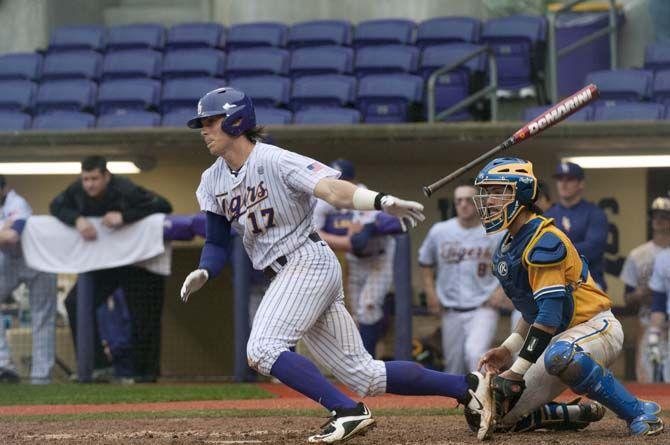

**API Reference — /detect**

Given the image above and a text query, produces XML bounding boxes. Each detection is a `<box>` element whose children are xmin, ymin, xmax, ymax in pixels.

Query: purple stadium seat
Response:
<box><xmin>0</xmin><ymin>53</ymin><xmax>42</xmax><ymax>81</ymax></box>
<box><xmin>226</xmin><ymin>48</ymin><xmax>290</xmax><ymax>79</ymax></box>
<box><xmin>585</xmin><ymin>69</ymin><xmax>653</xmax><ymax>103</ymax></box>
<box><xmin>353</xmin><ymin>19</ymin><xmax>415</xmax><ymax>47</ymax></box>
<box><xmin>36</xmin><ymin>80</ymin><xmax>97</xmax><ymax>113</ymax></box>
<box><xmin>593</xmin><ymin>102</ymin><xmax>665</xmax><ymax>121</ymax></box>
<box><xmin>48</xmin><ymin>25</ymin><xmax>105</xmax><ymax>52</ymax></box>
<box><xmin>226</xmin><ymin>22</ymin><xmax>288</xmax><ymax>49</ymax></box>
<box><xmin>417</xmin><ymin>17</ymin><xmax>481</xmax><ymax>48</ymax></box>
<box><xmin>288</xmin><ymin>20</ymin><xmax>352</xmax><ymax>48</ymax></box>
<box><xmin>290</xmin><ymin>75</ymin><xmax>356</xmax><ymax>111</ymax></box>
<box><xmin>522</xmin><ymin>105</ymin><xmax>592</xmax><ymax>122</ymax></box>
<box><xmin>161</xmin><ymin>78</ymin><xmax>224</xmax><ymax>113</ymax></box>
<box><xmin>107</xmin><ymin>23</ymin><xmax>165</xmax><ymax>51</ymax></box>
<box><xmin>354</xmin><ymin>45</ymin><xmax>419</xmax><ymax>77</ymax></box>
<box><xmin>294</xmin><ymin>107</ymin><xmax>361</xmax><ymax>124</ymax></box>
<box><xmin>41</xmin><ymin>51</ymin><xmax>102</xmax><ymax>81</ymax></box>
<box><xmin>290</xmin><ymin>46</ymin><xmax>354</xmax><ymax>78</ymax></box>
<box><xmin>97</xmin><ymin>79</ymin><xmax>161</xmax><ymax>114</ymax></box>
<box><xmin>0</xmin><ymin>112</ymin><xmax>31</xmax><ymax>131</ymax></box>
<box><xmin>166</xmin><ymin>23</ymin><xmax>225</xmax><ymax>50</ymax></box>
<box><xmin>161</xmin><ymin>109</ymin><xmax>194</xmax><ymax>127</ymax></box>
<box><xmin>97</xmin><ymin>110</ymin><xmax>161</xmax><ymax>128</ymax></box>
<box><xmin>653</xmin><ymin>70</ymin><xmax>670</xmax><ymax>105</ymax></box>
<box><xmin>645</xmin><ymin>43</ymin><xmax>670</xmax><ymax>73</ymax></box>
<box><xmin>33</xmin><ymin>111</ymin><xmax>95</xmax><ymax>130</ymax></box>
<box><xmin>228</xmin><ymin>76</ymin><xmax>290</xmax><ymax>107</ymax></box>
<box><xmin>102</xmin><ymin>50</ymin><xmax>162</xmax><ymax>80</ymax></box>
<box><xmin>255</xmin><ymin>107</ymin><xmax>293</xmax><ymax>125</ymax></box>
<box><xmin>0</xmin><ymin>81</ymin><xmax>37</xmax><ymax>112</ymax></box>
<box><xmin>481</xmin><ymin>15</ymin><xmax>547</xmax><ymax>90</ymax></box>
<box><xmin>357</xmin><ymin>73</ymin><xmax>423</xmax><ymax>123</ymax></box>
<box><xmin>162</xmin><ymin>49</ymin><xmax>226</xmax><ymax>79</ymax></box>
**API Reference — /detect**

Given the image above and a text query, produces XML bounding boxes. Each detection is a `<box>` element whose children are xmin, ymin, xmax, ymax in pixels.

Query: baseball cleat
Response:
<box><xmin>628</xmin><ymin>401</ymin><xmax>664</xmax><ymax>437</ymax></box>
<box><xmin>463</xmin><ymin>371</ymin><xmax>496</xmax><ymax>441</ymax></box>
<box><xmin>308</xmin><ymin>402</ymin><xmax>375</xmax><ymax>443</ymax></box>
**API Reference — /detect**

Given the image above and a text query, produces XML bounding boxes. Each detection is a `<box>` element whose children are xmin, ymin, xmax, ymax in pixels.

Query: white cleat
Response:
<box><xmin>463</xmin><ymin>371</ymin><xmax>496</xmax><ymax>441</ymax></box>
<box><xmin>308</xmin><ymin>402</ymin><xmax>376</xmax><ymax>443</ymax></box>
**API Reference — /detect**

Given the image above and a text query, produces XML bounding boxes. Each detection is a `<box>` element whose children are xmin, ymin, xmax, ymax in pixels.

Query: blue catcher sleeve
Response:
<box><xmin>651</xmin><ymin>290</ymin><xmax>668</xmax><ymax>314</ymax></box>
<box><xmin>198</xmin><ymin>211</ymin><xmax>232</xmax><ymax>279</ymax></box>
<box><xmin>534</xmin><ymin>296</ymin><xmax>564</xmax><ymax>327</ymax></box>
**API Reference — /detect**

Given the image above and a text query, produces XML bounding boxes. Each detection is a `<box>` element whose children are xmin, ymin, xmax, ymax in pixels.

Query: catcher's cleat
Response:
<box><xmin>308</xmin><ymin>402</ymin><xmax>375</xmax><ymax>443</ymax></box>
<box><xmin>462</xmin><ymin>371</ymin><xmax>496</xmax><ymax>441</ymax></box>
<box><xmin>628</xmin><ymin>401</ymin><xmax>664</xmax><ymax>437</ymax></box>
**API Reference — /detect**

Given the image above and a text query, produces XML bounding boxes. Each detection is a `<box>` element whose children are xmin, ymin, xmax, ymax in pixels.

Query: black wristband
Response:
<box><xmin>374</xmin><ymin>192</ymin><xmax>387</xmax><ymax>211</ymax></box>
<box><xmin>519</xmin><ymin>325</ymin><xmax>553</xmax><ymax>363</ymax></box>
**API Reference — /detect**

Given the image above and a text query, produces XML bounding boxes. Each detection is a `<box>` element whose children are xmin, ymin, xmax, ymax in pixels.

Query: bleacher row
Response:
<box><xmin>0</xmin><ymin>20</ymin><xmax>669</xmax><ymax>130</ymax></box>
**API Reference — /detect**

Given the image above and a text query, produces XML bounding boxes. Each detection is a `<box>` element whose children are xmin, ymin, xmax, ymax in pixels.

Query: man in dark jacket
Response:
<box><xmin>51</xmin><ymin>155</ymin><xmax>172</xmax><ymax>382</ymax></box>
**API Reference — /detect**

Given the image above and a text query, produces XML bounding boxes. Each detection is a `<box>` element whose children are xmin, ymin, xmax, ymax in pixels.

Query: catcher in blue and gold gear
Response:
<box><xmin>470</xmin><ymin>157</ymin><xmax>663</xmax><ymax>438</ymax></box>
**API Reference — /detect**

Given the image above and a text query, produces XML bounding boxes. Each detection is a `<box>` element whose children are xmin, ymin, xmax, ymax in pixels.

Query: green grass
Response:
<box><xmin>0</xmin><ymin>407</ymin><xmax>460</xmax><ymax>423</ymax></box>
<box><xmin>0</xmin><ymin>383</ymin><xmax>273</xmax><ymax>406</ymax></box>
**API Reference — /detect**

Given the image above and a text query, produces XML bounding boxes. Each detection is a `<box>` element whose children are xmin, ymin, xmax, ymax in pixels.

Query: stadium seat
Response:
<box><xmin>356</xmin><ymin>73</ymin><xmax>423</xmax><ymax>123</ymax></box>
<box><xmin>523</xmin><ymin>105</ymin><xmax>592</xmax><ymax>122</ymax></box>
<box><xmin>106</xmin><ymin>23</ymin><xmax>165</xmax><ymax>51</ymax></box>
<box><xmin>592</xmin><ymin>102</ymin><xmax>665</xmax><ymax>121</ymax></box>
<box><xmin>353</xmin><ymin>19</ymin><xmax>415</xmax><ymax>47</ymax></box>
<box><xmin>228</xmin><ymin>76</ymin><xmax>290</xmax><ymax>107</ymax></box>
<box><xmin>290</xmin><ymin>75</ymin><xmax>356</xmax><ymax>110</ymax></box>
<box><xmin>0</xmin><ymin>112</ymin><xmax>31</xmax><ymax>131</ymax></box>
<box><xmin>41</xmin><ymin>51</ymin><xmax>102</xmax><ymax>81</ymax></box>
<box><xmin>161</xmin><ymin>109</ymin><xmax>194</xmax><ymax>127</ymax></box>
<box><xmin>32</xmin><ymin>111</ymin><xmax>96</xmax><ymax>130</ymax></box>
<box><xmin>166</xmin><ymin>22</ymin><xmax>225</xmax><ymax>50</ymax></box>
<box><xmin>420</xmin><ymin>44</ymin><xmax>487</xmax><ymax>121</ymax></box>
<box><xmin>0</xmin><ymin>53</ymin><xmax>42</xmax><ymax>81</ymax></box>
<box><xmin>97</xmin><ymin>110</ymin><xmax>161</xmax><ymax>128</ymax></box>
<box><xmin>0</xmin><ymin>81</ymin><xmax>37</xmax><ymax>112</ymax></box>
<box><xmin>226</xmin><ymin>48</ymin><xmax>290</xmax><ymax>79</ymax></box>
<box><xmin>481</xmin><ymin>15</ymin><xmax>547</xmax><ymax>90</ymax></box>
<box><xmin>102</xmin><ymin>50</ymin><xmax>162</xmax><ymax>80</ymax></box>
<box><xmin>255</xmin><ymin>107</ymin><xmax>293</xmax><ymax>125</ymax></box>
<box><xmin>288</xmin><ymin>20</ymin><xmax>352</xmax><ymax>48</ymax></box>
<box><xmin>645</xmin><ymin>43</ymin><xmax>670</xmax><ymax>73</ymax></box>
<box><xmin>162</xmin><ymin>49</ymin><xmax>226</xmax><ymax>79</ymax></box>
<box><xmin>585</xmin><ymin>69</ymin><xmax>653</xmax><ymax>103</ymax></box>
<box><xmin>226</xmin><ymin>22</ymin><xmax>288</xmax><ymax>49</ymax></box>
<box><xmin>294</xmin><ymin>107</ymin><xmax>361</xmax><ymax>124</ymax></box>
<box><xmin>97</xmin><ymin>79</ymin><xmax>161</xmax><ymax>114</ymax></box>
<box><xmin>161</xmin><ymin>78</ymin><xmax>224</xmax><ymax>113</ymax></box>
<box><xmin>48</xmin><ymin>25</ymin><xmax>105</xmax><ymax>52</ymax></box>
<box><xmin>354</xmin><ymin>45</ymin><xmax>419</xmax><ymax>77</ymax></box>
<box><xmin>417</xmin><ymin>17</ymin><xmax>481</xmax><ymax>48</ymax></box>
<box><xmin>35</xmin><ymin>80</ymin><xmax>97</xmax><ymax>113</ymax></box>
<box><xmin>290</xmin><ymin>46</ymin><xmax>354</xmax><ymax>78</ymax></box>
<box><xmin>653</xmin><ymin>70</ymin><xmax>670</xmax><ymax>105</ymax></box>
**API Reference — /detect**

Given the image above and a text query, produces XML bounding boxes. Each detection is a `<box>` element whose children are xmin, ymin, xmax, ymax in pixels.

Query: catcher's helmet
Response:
<box><xmin>187</xmin><ymin>87</ymin><xmax>256</xmax><ymax>137</ymax></box>
<box><xmin>330</xmin><ymin>158</ymin><xmax>355</xmax><ymax>181</ymax></box>
<box><xmin>473</xmin><ymin>157</ymin><xmax>538</xmax><ymax>234</ymax></box>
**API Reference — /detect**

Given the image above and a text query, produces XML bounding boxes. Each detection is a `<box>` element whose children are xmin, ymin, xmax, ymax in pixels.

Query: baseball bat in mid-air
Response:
<box><xmin>422</xmin><ymin>83</ymin><xmax>600</xmax><ymax>198</ymax></box>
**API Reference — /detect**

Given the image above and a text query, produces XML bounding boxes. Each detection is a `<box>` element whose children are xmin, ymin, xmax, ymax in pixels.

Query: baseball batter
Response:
<box><xmin>314</xmin><ymin>159</ymin><xmax>399</xmax><ymax>357</ymax></box>
<box><xmin>620</xmin><ymin>197</ymin><xmax>670</xmax><ymax>382</ymax></box>
<box><xmin>179</xmin><ymin>87</ymin><xmax>495</xmax><ymax>443</ymax></box>
<box><xmin>418</xmin><ymin>184</ymin><xmax>505</xmax><ymax>375</ymax></box>
<box><xmin>472</xmin><ymin>157</ymin><xmax>663</xmax><ymax>438</ymax></box>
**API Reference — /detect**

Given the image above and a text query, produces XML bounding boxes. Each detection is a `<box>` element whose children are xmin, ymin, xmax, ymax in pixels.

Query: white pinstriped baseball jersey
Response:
<box><xmin>196</xmin><ymin>142</ymin><xmax>340</xmax><ymax>270</ymax></box>
<box><xmin>621</xmin><ymin>241</ymin><xmax>666</xmax><ymax>290</ymax></box>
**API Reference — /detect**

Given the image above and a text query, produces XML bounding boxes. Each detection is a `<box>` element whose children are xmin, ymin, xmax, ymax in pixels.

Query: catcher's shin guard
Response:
<box><xmin>544</xmin><ymin>341</ymin><xmax>664</xmax><ymax>436</ymax></box>
<box><xmin>510</xmin><ymin>399</ymin><xmax>605</xmax><ymax>432</ymax></box>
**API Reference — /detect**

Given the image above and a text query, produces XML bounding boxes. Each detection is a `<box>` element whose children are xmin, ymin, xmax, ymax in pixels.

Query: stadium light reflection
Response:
<box><xmin>0</xmin><ymin>161</ymin><xmax>141</xmax><ymax>175</ymax></box>
<box><xmin>562</xmin><ymin>155</ymin><xmax>670</xmax><ymax>169</ymax></box>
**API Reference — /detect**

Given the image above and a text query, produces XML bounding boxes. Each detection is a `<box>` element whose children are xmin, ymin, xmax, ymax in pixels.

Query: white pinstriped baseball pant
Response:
<box><xmin>246</xmin><ymin>238</ymin><xmax>387</xmax><ymax>396</ymax></box>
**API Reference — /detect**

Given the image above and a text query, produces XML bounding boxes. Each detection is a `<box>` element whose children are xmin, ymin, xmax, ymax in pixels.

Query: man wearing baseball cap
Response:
<box><xmin>545</xmin><ymin>161</ymin><xmax>609</xmax><ymax>290</ymax></box>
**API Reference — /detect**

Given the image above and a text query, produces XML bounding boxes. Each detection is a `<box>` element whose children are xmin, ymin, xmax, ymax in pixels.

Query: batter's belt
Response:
<box><xmin>264</xmin><ymin>232</ymin><xmax>322</xmax><ymax>280</ymax></box>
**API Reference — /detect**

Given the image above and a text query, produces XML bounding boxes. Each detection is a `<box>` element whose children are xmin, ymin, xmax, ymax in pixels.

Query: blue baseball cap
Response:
<box><xmin>554</xmin><ymin>161</ymin><xmax>585</xmax><ymax>180</ymax></box>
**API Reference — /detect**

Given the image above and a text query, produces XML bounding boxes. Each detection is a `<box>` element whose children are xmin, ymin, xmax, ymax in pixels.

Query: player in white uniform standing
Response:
<box><xmin>419</xmin><ymin>184</ymin><xmax>506</xmax><ymax>374</ymax></box>
<box><xmin>179</xmin><ymin>87</ymin><xmax>495</xmax><ymax>443</ymax></box>
<box><xmin>313</xmin><ymin>159</ymin><xmax>400</xmax><ymax>357</ymax></box>
<box><xmin>620</xmin><ymin>197</ymin><xmax>670</xmax><ymax>382</ymax></box>
<box><xmin>0</xmin><ymin>175</ymin><xmax>57</xmax><ymax>384</ymax></box>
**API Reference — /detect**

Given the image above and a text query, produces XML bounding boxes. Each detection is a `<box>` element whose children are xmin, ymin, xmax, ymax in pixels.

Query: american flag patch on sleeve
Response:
<box><xmin>306</xmin><ymin>162</ymin><xmax>324</xmax><ymax>173</ymax></box>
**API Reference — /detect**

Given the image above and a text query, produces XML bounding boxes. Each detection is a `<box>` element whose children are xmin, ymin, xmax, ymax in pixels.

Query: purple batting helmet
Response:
<box><xmin>187</xmin><ymin>87</ymin><xmax>256</xmax><ymax>137</ymax></box>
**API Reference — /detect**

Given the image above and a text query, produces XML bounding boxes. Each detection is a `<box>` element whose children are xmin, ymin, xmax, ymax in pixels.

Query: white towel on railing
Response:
<box><xmin>21</xmin><ymin>214</ymin><xmax>166</xmax><ymax>274</ymax></box>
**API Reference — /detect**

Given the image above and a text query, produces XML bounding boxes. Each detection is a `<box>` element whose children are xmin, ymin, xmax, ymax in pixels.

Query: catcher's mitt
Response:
<box><xmin>492</xmin><ymin>375</ymin><xmax>526</xmax><ymax>421</ymax></box>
